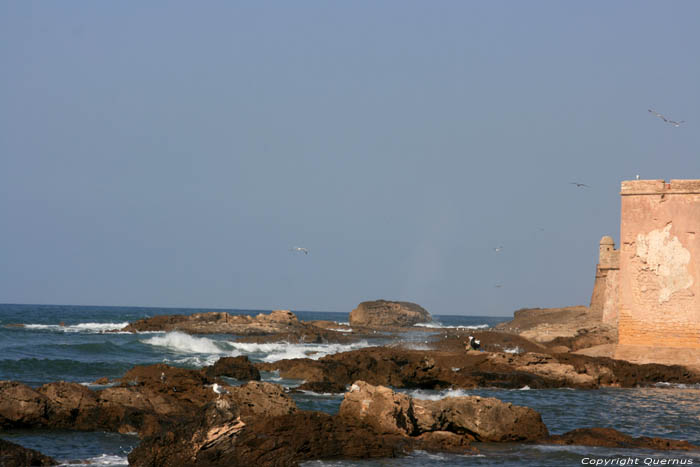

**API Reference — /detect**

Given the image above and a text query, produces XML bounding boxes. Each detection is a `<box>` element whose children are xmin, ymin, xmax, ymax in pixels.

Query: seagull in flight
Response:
<box><xmin>290</xmin><ymin>246</ymin><xmax>309</xmax><ymax>255</ymax></box>
<box><xmin>570</xmin><ymin>182</ymin><xmax>590</xmax><ymax>188</ymax></box>
<box><xmin>493</xmin><ymin>246</ymin><xmax>503</xmax><ymax>252</ymax></box>
<box><xmin>648</xmin><ymin>108</ymin><xmax>685</xmax><ymax>127</ymax></box>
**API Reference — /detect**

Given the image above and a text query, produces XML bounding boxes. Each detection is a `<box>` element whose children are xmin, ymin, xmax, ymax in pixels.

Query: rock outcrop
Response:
<box><xmin>0</xmin><ymin>438</ymin><xmax>58</xmax><ymax>466</ymax></box>
<box><xmin>493</xmin><ymin>306</ymin><xmax>616</xmax><ymax>353</ymax></box>
<box><xmin>349</xmin><ymin>300</ymin><xmax>431</xmax><ymax>327</ymax></box>
<box><xmin>121</xmin><ymin>309</ymin><xmax>304</xmax><ymax>335</ymax></box>
<box><xmin>0</xmin><ymin>359</ymin><xmax>281</xmax><ymax>437</ymax></box>
<box><xmin>3</xmin><ymin>364</ymin><xmax>697</xmax><ymax>467</ymax></box>
<box><xmin>543</xmin><ymin>427</ymin><xmax>698</xmax><ymax>450</ymax></box>
<box><xmin>258</xmin><ymin>346</ymin><xmax>700</xmax><ymax>390</ymax></box>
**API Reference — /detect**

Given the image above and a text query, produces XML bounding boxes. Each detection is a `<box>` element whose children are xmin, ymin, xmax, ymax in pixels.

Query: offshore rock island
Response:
<box><xmin>1</xmin><ymin>180</ymin><xmax>698</xmax><ymax>465</ymax></box>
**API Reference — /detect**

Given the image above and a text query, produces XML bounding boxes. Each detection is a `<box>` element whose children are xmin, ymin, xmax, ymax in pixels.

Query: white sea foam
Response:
<box><xmin>519</xmin><ymin>385</ymin><xmax>531</xmax><ymax>390</ymax></box>
<box><xmin>328</xmin><ymin>328</ymin><xmax>353</xmax><ymax>333</ymax></box>
<box><xmin>407</xmin><ymin>388</ymin><xmax>471</xmax><ymax>400</ymax></box>
<box><xmin>414</xmin><ymin>323</ymin><xmax>489</xmax><ymax>329</ymax></box>
<box><xmin>504</xmin><ymin>346</ymin><xmax>523</xmax><ymax>354</ymax></box>
<box><xmin>80</xmin><ymin>381</ymin><xmax>118</xmax><ymax>388</ymax></box>
<box><xmin>653</xmin><ymin>382</ymin><xmax>700</xmax><ymax>389</ymax></box>
<box><xmin>142</xmin><ymin>331</ymin><xmax>225</xmax><ymax>354</ymax></box>
<box><xmin>401</xmin><ymin>343</ymin><xmax>432</xmax><ymax>350</ymax></box>
<box><xmin>23</xmin><ymin>322</ymin><xmax>130</xmax><ymax>333</ymax></box>
<box><xmin>228</xmin><ymin>340</ymin><xmax>372</xmax><ymax>363</ymax></box>
<box><xmin>76</xmin><ymin>454</ymin><xmax>129</xmax><ymax>466</ymax></box>
<box><xmin>298</xmin><ymin>389</ymin><xmax>345</xmax><ymax>396</ymax></box>
<box><xmin>166</xmin><ymin>354</ymin><xmax>223</xmax><ymax>367</ymax></box>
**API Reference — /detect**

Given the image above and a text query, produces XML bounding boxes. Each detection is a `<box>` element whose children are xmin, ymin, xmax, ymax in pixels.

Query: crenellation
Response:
<box><xmin>621</xmin><ymin>179</ymin><xmax>700</xmax><ymax>195</ymax></box>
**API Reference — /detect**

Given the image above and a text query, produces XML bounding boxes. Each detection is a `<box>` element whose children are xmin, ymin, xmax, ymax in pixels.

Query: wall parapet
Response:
<box><xmin>621</xmin><ymin>179</ymin><xmax>700</xmax><ymax>196</ymax></box>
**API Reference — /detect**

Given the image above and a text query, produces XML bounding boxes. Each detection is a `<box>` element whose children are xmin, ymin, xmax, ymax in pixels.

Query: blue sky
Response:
<box><xmin>2</xmin><ymin>1</ymin><xmax>699</xmax><ymax>315</ymax></box>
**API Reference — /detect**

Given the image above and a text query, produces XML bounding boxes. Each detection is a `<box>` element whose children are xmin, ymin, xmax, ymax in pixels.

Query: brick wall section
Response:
<box><xmin>617</xmin><ymin>180</ymin><xmax>700</xmax><ymax>349</ymax></box>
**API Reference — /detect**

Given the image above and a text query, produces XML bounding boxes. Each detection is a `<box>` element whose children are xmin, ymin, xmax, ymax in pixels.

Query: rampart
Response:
<box><xmin>616</xmin><ymin>180</ymin><xmax>700</xmax><ymax>351</ymax></box>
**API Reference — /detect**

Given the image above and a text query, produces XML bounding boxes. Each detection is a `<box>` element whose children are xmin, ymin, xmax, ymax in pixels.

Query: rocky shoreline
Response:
<box><xmin>2</xmin><ymin>305</ymin><xmax>700</xmax><ymax>465</ymax></box>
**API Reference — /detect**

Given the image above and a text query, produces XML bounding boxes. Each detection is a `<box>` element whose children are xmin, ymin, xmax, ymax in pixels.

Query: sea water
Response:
<box><xmin>1</xmin><ymin>304</ymin><xmax>699</xmax><ymax>466</ymax></box>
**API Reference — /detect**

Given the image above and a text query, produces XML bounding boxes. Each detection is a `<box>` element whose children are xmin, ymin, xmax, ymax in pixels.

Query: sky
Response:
<box><xmin>1</xmin><ymin>1</ymin><xmax>699</xmax><ymax>316</ymax></box>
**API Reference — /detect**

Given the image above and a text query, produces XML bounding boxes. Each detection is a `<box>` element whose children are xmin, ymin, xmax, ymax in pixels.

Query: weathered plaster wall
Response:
<box><xmin>617</xmin><ymin>180</ymin><xmax>700</xmax><ymax>349</ymax></box>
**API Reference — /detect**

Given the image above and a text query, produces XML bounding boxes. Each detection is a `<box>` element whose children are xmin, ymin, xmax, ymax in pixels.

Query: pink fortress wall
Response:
<box><xmin>617</xmin><ymin>180</ymin><xmax>700</xmax><ymax>349</ymax></box>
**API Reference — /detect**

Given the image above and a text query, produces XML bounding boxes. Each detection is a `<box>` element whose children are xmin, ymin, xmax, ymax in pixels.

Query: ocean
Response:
<box><xmin>1</xmin><ymin>304</ymin><xmax>699</xmax><ymax>466</ymax></box>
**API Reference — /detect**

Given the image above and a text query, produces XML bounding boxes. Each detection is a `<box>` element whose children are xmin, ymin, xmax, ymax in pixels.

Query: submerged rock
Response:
<box><xmin>349</xmin><ymin>300</ymin><xmax>431</xmax><ymax>327</ymax></box>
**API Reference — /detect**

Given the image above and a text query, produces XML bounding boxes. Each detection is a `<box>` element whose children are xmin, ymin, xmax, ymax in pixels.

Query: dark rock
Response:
<box><xmin>542</xmin><ymin>427</ymin><xmax>698</xmax><ymax>450</ymax></box>
<box><xmin>202</xmin><ymin>356</ymin><xmax>260</xmax><ymax>381</ymax></box>
<box><xmin>0</xmin><ymin>438</ymin><xmax>58</xmax><ymax>466</ymax></box>
<box><xmin>259</xmin><ymin>345</ymin><xmax>700</xmax><ymax>392</ymax></box>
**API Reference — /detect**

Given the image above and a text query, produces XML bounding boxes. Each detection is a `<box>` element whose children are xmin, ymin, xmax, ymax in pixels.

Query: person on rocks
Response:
<box><xmin>465</xmin><ymin>335</ymin><xmax>481</xmax><ymax>351</ymax></box>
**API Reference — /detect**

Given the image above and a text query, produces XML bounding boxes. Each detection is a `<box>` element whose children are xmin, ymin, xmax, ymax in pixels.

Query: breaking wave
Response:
<box><xmin>227</xmin><ymin>340</ymin><xmax>372</xmax><ymax>363</ymax></box>
<box><xmin>406</xmin><ymin>388</ymin><xmax>471</xmax><ymax>400</ymax></box>
<box><xmin>22</xmin><ymin>322</ymin><xmax>129</xmax><ymax>333</ymax></box>
<box><xmin>142</xmin><ymin>332</ymin><xmax>225</xmax><ymax>354</ymax></box>
<box><xmin>414</xmin><ymin>322</ymin><xmax>490</xmax><ymax>330</ymax></box>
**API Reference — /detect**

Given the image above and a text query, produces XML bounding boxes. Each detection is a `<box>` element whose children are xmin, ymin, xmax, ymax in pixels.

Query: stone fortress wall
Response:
<box><xmin>616</xmin><ymin>180</ymin><xmax>700</xmax><ymax>350</ymax></box>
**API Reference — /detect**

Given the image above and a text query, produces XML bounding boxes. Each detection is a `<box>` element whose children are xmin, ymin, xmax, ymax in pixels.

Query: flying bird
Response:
<box><xmin>570</xmin><ymin>182</ymin><xmax>590</xmax><ymax>188</ymax></box>
<box><xmin>648</xmin><ymin>108</ymin><xmax>668</xmax><ymax>122</ymax></box>
<box><xmin>648</xmin><ymin>108</ymin><xmax>685</xmax><ymax>127</ymax></box>
<box><xmin>493</xmin><ymin>246</ymin><xmax>503</xmax><ymax>252</ymax></box>
<box><xmin>290</xmin><ymin>247</ymin><xmax>309</xmax><ymax>255</ymax></box>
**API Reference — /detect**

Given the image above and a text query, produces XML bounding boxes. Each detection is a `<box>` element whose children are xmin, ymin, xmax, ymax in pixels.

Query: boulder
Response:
<box><xmin>412</xmin><ymin>393</ymin><xmax>548</xmax><ymax>442</ymax></box>
<box><xmin>349</xmin><ymin>300</ymin><xmax>431</xmax><ymax>327</ymax></box>
<box><xmin>339</xmin><ymin>381</ymin><xmax>548</xmax><ymax>442</ymax></box>
<box><xmin>339</xmin><ymin>382</ymin><xmax>417</xmax><ymax>435</ymax></box>
<box><xmin>38</xmin><ymin>381</ymin><xmax>99</xmax><ymax>427</ymax></box>
<box><xmin>0</xmin><ymin>381</ymin><xmax>49</xmax><ymax>428</ymax></box>
<box><xmin>202</xmin><ymin>356</ymin><xmax>261</xmax><ymax>381</ymax></box>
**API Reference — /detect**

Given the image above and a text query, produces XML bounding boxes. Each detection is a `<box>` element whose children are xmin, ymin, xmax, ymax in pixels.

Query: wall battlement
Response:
<box><xmin>621</xmin><ymin>179</ymin><xmax>700</xmax><ymax>196</ymax></box>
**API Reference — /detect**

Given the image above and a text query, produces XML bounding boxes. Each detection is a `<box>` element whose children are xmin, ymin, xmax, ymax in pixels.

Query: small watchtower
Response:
<box><xmin>589</xmin><ymin>236</ymin><xmax>620</xmax><ymax>324</ymax></box>
<box><xmin>598</xmin><ymin>236</ymin><xmax>619</xmax><ymax>270</ymax></box>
